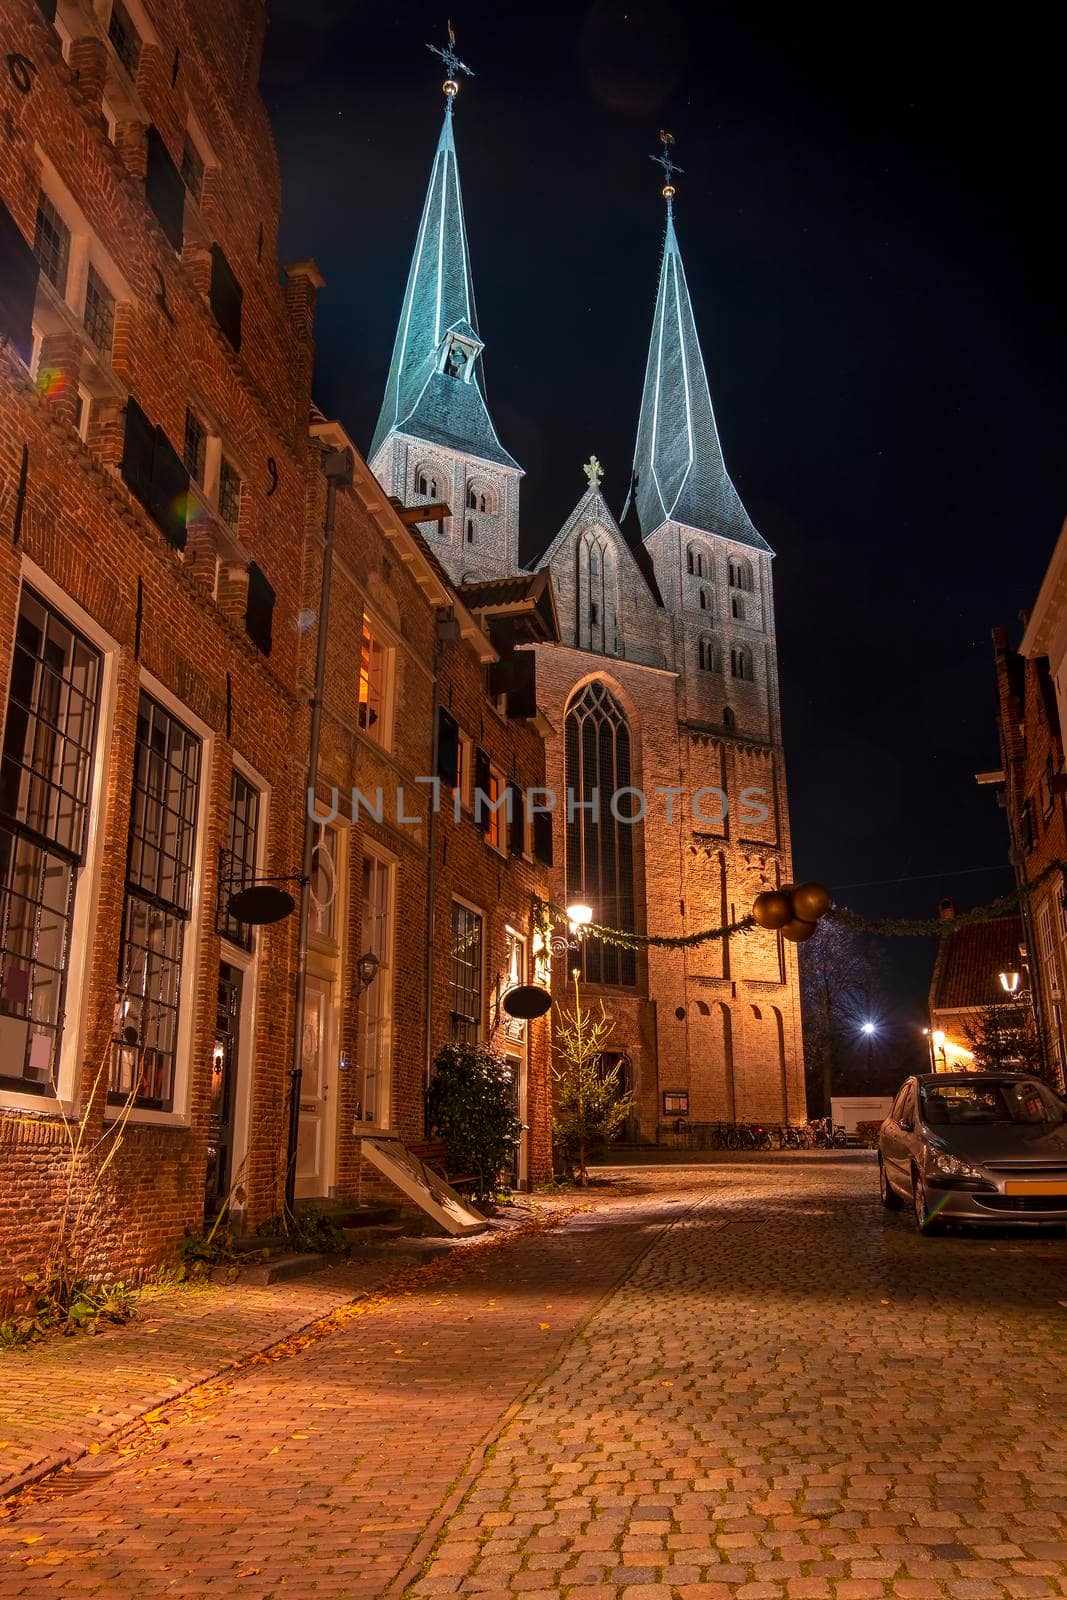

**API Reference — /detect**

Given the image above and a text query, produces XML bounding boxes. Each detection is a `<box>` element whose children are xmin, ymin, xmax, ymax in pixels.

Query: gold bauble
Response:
<box><xmin>781</xmin><ymin>917</ymin><xmax>818</xmax><ymax>943</ymax></box>
<box><xmin>790</xmin><ymin>881</ymin><xmax>831</xmax><ymax>922</ymax></box>
<box><xmin>753</xmin><ymin>890</ymin><xmax>792</xmax><ymax>930</ymax></box>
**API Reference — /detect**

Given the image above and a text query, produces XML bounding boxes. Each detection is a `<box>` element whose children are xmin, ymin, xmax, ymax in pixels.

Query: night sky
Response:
<box><xmin>260</xmin><ymin>2</ymin><xmax>1066</xmax><ymax>1065</ymax></box>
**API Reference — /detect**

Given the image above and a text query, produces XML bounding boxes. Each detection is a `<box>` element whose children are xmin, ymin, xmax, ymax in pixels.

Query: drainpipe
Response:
<box><xmin>284</xmin><ymin>445</ymin><xmax>353</xmax><ymax>1219</ymax></box>
<box><xmin>423</xmin><ymin>621</ymin><xmax>446</xmax><ymax>1127</ymax></box>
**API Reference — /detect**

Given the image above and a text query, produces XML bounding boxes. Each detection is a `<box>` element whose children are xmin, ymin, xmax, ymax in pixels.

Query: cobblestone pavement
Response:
<box><xmin>3</xmin><ymin>1155</ymin><xmax>1067</xmax><ymax>1600</ymax></box>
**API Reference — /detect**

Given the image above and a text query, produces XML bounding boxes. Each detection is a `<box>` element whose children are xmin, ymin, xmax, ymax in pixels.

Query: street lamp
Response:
<box><xmin>860</xmin><ymin>1019</ymin><xmax>876</xmax><ymax>1073</ymax></box>
<box><xmin>931</xmin><ymin>1028</ymin><xmax>947</xmax><ymax>1071</ymax></box>
<box><xmin>998</xmin><ymin>970</ymin><xmax>1021</xmax><ymax>995</ymax></box>
<box><xmin>566</xmin><ymin>902</ymin><xmax>593</xmax><ymax>934</ymax></box>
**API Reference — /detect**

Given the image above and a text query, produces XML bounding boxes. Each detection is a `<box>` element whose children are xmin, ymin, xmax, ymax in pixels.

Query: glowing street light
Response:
<box><xmin>998</xmin><ymin>970</ymin><xmax>1021</xmax><ymax>995</ymax></box>
<box><xmin>861</xmin><ymin>1021</ymin><xmax>876</xmax><ymax>1035</ymax></box>
<box><xmin>566</xmin><ymin>903</ymin><xmax>593</xmax><ymax>934</ymax></box>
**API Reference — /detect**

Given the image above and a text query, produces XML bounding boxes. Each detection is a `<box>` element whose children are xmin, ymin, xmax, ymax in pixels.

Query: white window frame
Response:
<box><xmin>0</xmin><ymin>561</ymin><xmax>119</xmax><ymax>1116</ymax></box>
<box><xmin>448</xmin><ymin>894</ymin><xmax>486</xmax><ymax>1046</ymax></box>
<box><xmin>114</xmin><ymin>669</ymin><xmax>214</xmax><ymax>1127</ymax></box>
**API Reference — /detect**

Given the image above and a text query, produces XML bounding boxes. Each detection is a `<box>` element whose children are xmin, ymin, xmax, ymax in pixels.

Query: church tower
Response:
<box><xmin>369</xmin><ymin>47</ymin><xmax>522</xmax><ymax>583</ymax></box>
<box><xmin>531</xmin><ymin>135</ymin><xmax>805</xmax><ymax>1138</ymax></box>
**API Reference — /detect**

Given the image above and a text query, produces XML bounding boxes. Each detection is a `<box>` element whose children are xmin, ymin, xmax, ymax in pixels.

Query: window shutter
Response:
<box><xmin>0</xmin><ymin>200</ymin><xmax>40</xmax><ymax>365</ymax></box>
<box><xmin>508</xmin><ymin>787</ymin><xmax>525</xmax><ymax>856</ymax></box>
<box><xmin>145</xmin><ymin>126</ymin><xmax>185</xmax><ymax>253</ymax></box>
<box><xmin>209</xmin><ymin>243</ymin><xmax>242</xmax><ymax>351</ymax></box>
<box><xmin>436</xmin><ymin>706</ymin><xmax>459</xmax><ymax>787</ymax></box>
<box><xmin>121</xmin><ymin>396</ymin><xmax>156</xmax><ymax>510</ymax></box>
<box><xmin>36</xmin><ymin>0</ymin><xmax>58</xmax><ymax>17</ymax></box>
<box><xmin>148</xmin><ymin>426</ymin><xmax>189</xmax><ymax>550</ymax></box>
<box><xmin>245</xmin><ymin>562</ymin><xmax>275</xmax><ymax>656</ymax></box>
<box><xmin>532</xmin><ymin>810</ymin><xmax>553</xmax><ymax>867</ymax></box>
<box><xmin>473</xmin><ymin>746</ymin><xmax>491</xmax><ymax>835</ymax></box>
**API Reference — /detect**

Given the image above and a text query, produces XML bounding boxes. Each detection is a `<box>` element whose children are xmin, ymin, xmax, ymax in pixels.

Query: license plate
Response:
<box><xmin>1004</xmin><ymin>1180</ymin><xmax>1067</xmax><ymax>1196</ymax></box>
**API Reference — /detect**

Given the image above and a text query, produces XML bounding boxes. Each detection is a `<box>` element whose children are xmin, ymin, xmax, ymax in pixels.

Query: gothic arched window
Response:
<box><xmin>565</xmin><ymin>681</ymin><xmax>637</xmax><ymax>986</ymax></box>
<box><xmin>730</xmin><ymin>645</ymin><xmax>753</xmax><ymax>682</ymax></box>
<box><xmin>416</xmin><ymin>465</ymin><xmax>439</xmax><ymax>500</ymax></box>
<box><xmin>723</xmin><ymin>706</ymin><xmax>737</xmax><ymax>730</ymax></box>
<box><xmin>687</xmin><ymin>543</ymin><xmax>706</xmax><ymax>579</ymax></box>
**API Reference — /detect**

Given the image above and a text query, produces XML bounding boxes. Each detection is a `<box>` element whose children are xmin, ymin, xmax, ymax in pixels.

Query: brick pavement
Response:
<box><xmin>1</xmin><ymin>1156</ymin><xmax>1066</xmax><ymax>1600</ymax></box>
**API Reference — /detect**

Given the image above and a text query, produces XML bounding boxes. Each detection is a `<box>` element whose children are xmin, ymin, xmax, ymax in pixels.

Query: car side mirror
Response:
<box><xmin>900</xmin><ymin>1117</ymin><xmax>913</xmax><ymax>1133</ymax></box>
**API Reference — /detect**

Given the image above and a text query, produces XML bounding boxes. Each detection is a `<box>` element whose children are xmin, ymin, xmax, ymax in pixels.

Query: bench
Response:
<box><xmin>408</xmin><ymin>1139</ymin><xmax>479</xmax><ymax>1193</ymax></box>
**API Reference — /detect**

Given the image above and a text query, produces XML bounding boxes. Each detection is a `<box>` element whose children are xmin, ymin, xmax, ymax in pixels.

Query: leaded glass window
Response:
<box><xmin>218</xmin><ymin>456</ymin><xmax>241</xmax><ymax>528</ymax></box>
<box><xmin>449</xmin><ymin>901</ymin><xmax>483</xmax><ymax>1044</ymax></box>
<box><xmin>34</xmin><ymin>193</ymin><xmax>70</xmax><ymax>295</ymax></box>
<box><xmin>218</xmin><ymin>770</ymin><xmax>259</xmax><ymax>950</ymax></box>
<box><xmin>111</xmin><ymin>694</ymin><xmax>201</xmax><ymax>1111</ymax></box>
<box><xmin>0</xmin><ymin>589</ymin><xmax>101</xmax><ymax>1092</ymax></box>
<box><xmin>83</xmin><ymin>263</ymin><xmax>115</xmax><ymax>354</ymax></box>
<box><xmin>183</xmin><ymin>407</ymin><xmax>206</xmax><ymax>487</ymax></box>
<box><xmin>564</xmin><ymin>681</ymin><xmax>637</xmax><ymax>986</ymax></box>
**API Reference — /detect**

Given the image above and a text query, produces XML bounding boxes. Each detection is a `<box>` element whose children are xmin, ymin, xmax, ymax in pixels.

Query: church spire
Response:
<box><xmin>368</xmin><ymin>30</ymin><xmax>519</xmax><ymax>473</ymax></box>
<box><xmin>622</xmin><ymin>135</ymin><xmax>769</xmax><ymax>552</ymax></box>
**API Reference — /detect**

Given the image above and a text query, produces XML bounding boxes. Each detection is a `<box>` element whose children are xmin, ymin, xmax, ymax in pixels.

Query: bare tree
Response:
<box><xmin>799</xmin><ymin>920</ymin><xmax>883</xmax><ymax>1115</ymax></box>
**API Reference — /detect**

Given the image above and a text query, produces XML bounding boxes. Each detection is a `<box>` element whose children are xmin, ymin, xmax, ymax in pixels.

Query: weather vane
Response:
<box><xmin>650</xmin><ymin>130</ymin><xmax>683</xmax><ymax>206</ymax></box>
<box><xmin>427</xmin><ymin>20</ymin><xmax>474</xmax><ymax>100</ymax></box>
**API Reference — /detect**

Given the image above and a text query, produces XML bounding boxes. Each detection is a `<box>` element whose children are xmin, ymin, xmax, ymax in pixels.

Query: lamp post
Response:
<box><xmin>861</xmin><ymin>1019</ymin><xmax>876</xmax><ymax>1076</ymax></box>
<box><xmin>931</xmin><ymin>1028</ymin><xmax>947</xmax><ymax>1072</ymax></box>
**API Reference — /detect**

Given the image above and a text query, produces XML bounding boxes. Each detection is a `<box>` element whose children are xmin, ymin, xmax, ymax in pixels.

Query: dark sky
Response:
<box><xmin>260</xmin><ymin>2</ymin><xmax>1066</xmax><ymax>1059</ymax></box>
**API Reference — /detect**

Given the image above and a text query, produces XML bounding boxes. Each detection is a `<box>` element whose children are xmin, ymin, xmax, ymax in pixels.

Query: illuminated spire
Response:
<box><xmin>369</xmin><ymin>27</ymin><xmax>519</xmax><ymax>472</ymax></box>
<box><xmin>622</xmin><ymin>135</ymin><xmax>769</xmax><ymax>551</ymax></box>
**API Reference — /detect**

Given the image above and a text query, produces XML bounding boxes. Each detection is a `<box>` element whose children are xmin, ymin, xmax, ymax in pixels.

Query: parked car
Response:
<box><xmin>878</xmin><ymin>1072</ymin><xmax>1067</xmax><ymax>1234</ymax></box>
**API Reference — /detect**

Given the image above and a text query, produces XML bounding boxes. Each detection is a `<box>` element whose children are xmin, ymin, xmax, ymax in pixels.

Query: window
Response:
<box><xmin>449</xmin><ymin>900</ymin><xmax>483</xmax><ymax>1044</ymax></box>
<box><xmin>497</xmin><ymin>926</ymin><xmax>528</xmax><ymax>1044</ymax></box>
<box><xmin>1021</xmin><ymin>798</ymin><xmax>1034</xmax><ymax>853</ymax></box>
<box><xmin>82</xmin><ymin>263</ymin><xmax>114</xmax><ymax>354</ymax></box>
<box><xmin>356</xmin><ymin>852</ymin><xmax>395</xmax><ymax>1127</ymax></box>
<box><xmin>687</xmin><ymin>545</ymin><xmax>705</xmax><ymax>579</ymax></box>
<box><xmin>218</xmin><ymin>770</ymin><xmax>260</xmax><ymax>950</ymax></box>
<box><xmin>107</xmin><ymin>0</ymin><xmax>142</xmax><ymax>77</ymax></box>
<box><xmin>358</xmin><ymin>617</ymin><xmax>389</xmax><ymax>743</ymax></box>
<box><xmin>180</xmin><ymin>133</ymin><xmax>205</xmax><ymax>205</ymax></box>
<box><xmin>0</xmin><ymin>589</ymin><xmax>102</xmax><ymax>1094</ymax></box>
<box><xmin>467</xmin><ymin>485</ymin><xmax>477</xmax><ymax>510</ymax></box>
<box><xmin>1040</xmin><ymin>756</ymin><xmax>1055</xmax><ymax>820</ymax></box>
<box><xmin>111</xmin><ymin>693</ymin><xmax>201</xmax><ymax>1112</ymax></box>
<box><xmin>699</xmin><ymin>589</ymin><xmax>708</xmax><ymax>610</ymax></box>
<box><xmin>484</xmin><ymin>766</ymin><xmax>505</xmax><ymax>851</ymax></box>
<box><xmin>564</xmin><ymin>681</ymin><xmax>636</xmax><ymax>986</ymax></box>
<box><xmin>183</xmin><ymin>407</ymin><xmax>207</xmax><ymax>487</ymax></box>
<box><xmin>309</xmin><ymin>823</ymin><xmax>339</xmax><ymax>941</ymax></box>
<box><xmin>466</xmin><ymin>519</ymin><xmax>474</xmax><ymax>543</ymax></box>
<box><xmin>731</xmin><ymin>595</ymin><xmax>746</xmax><ymax>622</ymax></box>
<box><xmin>416</xmin><ymin>467</ymin><xmax>438</xmax><ymax>499</ymax></box>
<box><xmin>699</xmin><ymin>638</ymin><xmax>721</xmax><ymax>673</ymax></box>
<box><xmin>723</xmin><ymin>706</ymin><xmax>737</xmax><ymax>730</ymax></box>
<box><xmin>218</xmin><ymin>456</ymin><xmax>241</xmax><ymax>529</ymax></box>
<box><xmin>730</xmin><ymin>645</ymin><xmax>754</xmax><ymax>682</ymax></box>
<box><xmin>34</xmin><ymin>193</ymin><xmax>70</xmax><ymax>294</ymax></box>
<box><xmin>729</xmin><ymin>557</ymin><xmax>753</xmax><ymax>593</ymax></box>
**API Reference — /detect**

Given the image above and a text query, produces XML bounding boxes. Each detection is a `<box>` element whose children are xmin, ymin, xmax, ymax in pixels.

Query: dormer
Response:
<box><xmin>438</xmin><ymin>319</ymin><xmax>483</xmax><ymax>383</ymax></box>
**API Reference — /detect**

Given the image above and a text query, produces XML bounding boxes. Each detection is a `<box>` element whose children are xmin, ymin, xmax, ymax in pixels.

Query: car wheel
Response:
<box><xmin>911</xmin><ymin>1167</ymin><xmax>940</xmax><ymax>1235</ymax></box>
<box><xmin>879</xmin><ymin>1155</ymin><xmax>902</xmax><ymax>1209</ymax></box>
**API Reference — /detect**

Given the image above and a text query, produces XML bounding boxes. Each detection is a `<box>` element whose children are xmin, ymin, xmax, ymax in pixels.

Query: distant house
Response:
<box><xmin>927</xmin><ymin>914</ymin><xmax>1027</xmax><ymax>1070</ymax></box>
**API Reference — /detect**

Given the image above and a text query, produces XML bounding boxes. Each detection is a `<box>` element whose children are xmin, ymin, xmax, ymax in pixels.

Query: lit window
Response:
<box><xmin>564</xmin><ymin>681</ymin><xmax>636</xmax><ymax>986</ymax></box>
<box><xmin>183</xmin><ymin>407</ymin><xmax>207</xmax><ymax>486</ymax></box>
<box><xmin>34</xmin><ymin>193</ymin><xmax>70</xmax><ymax>295</ymax></box>
<box><xmin>0</xmin><ymin>589</ymin><xmax>102</xmax><ymax>1094</ymax></box>
<box><xmin>111</xmin><ymin>693</ymin><xmax>201</xmax><ymax>1112</ymax></box>
<box><xmin>107</xmin><ymin>0</ymin><xmax>142</xmax><ymax>77</ymax></box>
<box><xmin>449</xmin><ymin>901</ymin><xmax>483</xmax><ymax>1044</ymax></box>
<box><xmin>83</xmin><ymin>264</ymin><xmax>115</xmax><ymax>354</ymax></box>
<box><xmin>358</xmin><ymin>617</ymin><xmax>388</xmax><ymax>743</ymax></box>
<box><xmin>180</xmin><ymin>133</ymin><xmax>205</xmax><ymax>204</ymax></box>
<box><xmin>485</xmin><ymin>767</ymin><xmax>504</xmax><ymax>851</ymax></box>
<box><xmin>218</xmin><ymin>456</ymin><xmax>241</xmax><ymax>529</ymax></box>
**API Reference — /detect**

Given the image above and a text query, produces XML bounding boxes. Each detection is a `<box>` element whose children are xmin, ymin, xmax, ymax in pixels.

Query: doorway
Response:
<box><xmin>205</xmin><ymin>962</ymin><xmax>242</xmax><ymax>1218</ymax></box>
<box><xmin>295</xmin><ymin>971</ymin><xmax>337</xmax><ymax>1198</ymax></box>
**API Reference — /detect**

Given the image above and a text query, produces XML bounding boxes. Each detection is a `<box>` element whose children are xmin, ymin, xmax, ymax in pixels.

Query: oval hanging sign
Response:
<box><xmin>502</xmin><ymin>984</ymin><xmax>552</xmax><ymax>1020</ymax></box>
<box><xmin>228</xmin><ymin>884</ymin><xmax>296</xmax><ymax>926</ymax></box>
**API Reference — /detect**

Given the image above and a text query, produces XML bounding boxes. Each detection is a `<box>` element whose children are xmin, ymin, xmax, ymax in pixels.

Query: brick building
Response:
<box><xmin>292</xmin><ymin>420</ymin><xmax>555</xmax><ymax>1206</ymax></box>
<box><xmin>985</xmin><ymin>611</ymin><xmax>1067</xmax><ymax>1088</ymax></box>
<box><xmin>369</xmin><ymin>79</ymin><xmax>805</xmax><ymax>1137</ymax></box>
<box><xmin>927</xmin><ymin>915</ymin><xmax>1026</xmax><ymax>1070</ymax></box>
<box><xmin>0</xmin><ymin>0</ymin><xmax>313</xmax><ymax>1296</ymax></box>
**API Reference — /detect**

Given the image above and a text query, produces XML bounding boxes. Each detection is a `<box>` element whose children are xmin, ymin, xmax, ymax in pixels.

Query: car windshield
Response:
<box><xmin>920</xmin><ymin>1079</ymin><xmax>1067</xmax><ymax>1127</ymax></box>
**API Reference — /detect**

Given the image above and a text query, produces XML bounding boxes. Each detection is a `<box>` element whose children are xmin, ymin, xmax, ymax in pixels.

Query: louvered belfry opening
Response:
<box><xmin>564</xmin><ymin>681</ymin><xmax>637</xmax><ymax>986</ymax></box>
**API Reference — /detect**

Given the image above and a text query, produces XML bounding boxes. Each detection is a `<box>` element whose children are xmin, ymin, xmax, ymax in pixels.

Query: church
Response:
<box><xmin>368</xmin><ymin>64</ymin><xmax>805</xmax><ymax>1138</ymax></box>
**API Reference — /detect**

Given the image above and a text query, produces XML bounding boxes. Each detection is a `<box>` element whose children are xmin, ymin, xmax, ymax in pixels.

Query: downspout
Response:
<box><xmin>423</xmin><ymin>621</ymin><xmax>444</xmax><ymax>1122</ymax></box>
<box><xmin>284</xmin><ymin>445</ymin><xmax>353</xmax><ymax>1219</ymax></box>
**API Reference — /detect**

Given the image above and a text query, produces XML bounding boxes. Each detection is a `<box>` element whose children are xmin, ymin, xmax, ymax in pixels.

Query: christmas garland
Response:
<box><xmin>533</xmin><ymin>858</ymin><xmax>1064</xmax><ymax>952</ymax></box>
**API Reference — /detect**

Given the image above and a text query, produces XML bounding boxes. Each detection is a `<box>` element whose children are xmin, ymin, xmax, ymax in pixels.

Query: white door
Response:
<box><xmin>296</xmin><ymin>973</ymin><xmax>335</xmax><ymax>1198</ymax></box>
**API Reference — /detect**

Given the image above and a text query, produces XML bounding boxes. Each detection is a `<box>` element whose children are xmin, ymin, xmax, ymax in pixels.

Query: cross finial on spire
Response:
<box><xmin>427</xmin><ymin>20</ymin><xmax>474</xmax><ymax>101</ymax></box>
<box><xmin>583</xmin><ymin>454</ymin><xmax>604</xmax><ymax>489</ymax></box>
<box><xmin>650</xmin><ymin>130</ymin><xmax>683</xmax><ymax>211</ymax></box>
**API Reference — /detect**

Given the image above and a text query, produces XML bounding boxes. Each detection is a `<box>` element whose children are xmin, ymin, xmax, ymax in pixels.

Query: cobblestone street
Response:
<box><xmin>3</xmin><ymin>1154</ymin><xmax>1067</xmax><ymax>1599</ymax></box>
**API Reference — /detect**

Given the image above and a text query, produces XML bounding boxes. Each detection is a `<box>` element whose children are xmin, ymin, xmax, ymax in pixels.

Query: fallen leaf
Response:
<box><xmin>20</xmin><ymin>1535</ymin><xmax>44</xmax><ymax>1545</ymax></box>
<box><xmin>235</xmin><ymin>1568</ymin><xmax>261</xmax><ymax>1578</ymax></box>
<box><xmin>539</xmin><ymin>1322</ymin><xmax>551</xmax><ymax>1330</ymax></box>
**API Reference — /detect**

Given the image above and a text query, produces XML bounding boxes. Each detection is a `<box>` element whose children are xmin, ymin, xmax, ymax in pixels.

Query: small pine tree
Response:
<box><xmin>964</xmin><ymin>1002</ymin><xmax>1045</xmax><ymax>1076</ymax></box>
<box><xmin>552</xmin><ymin>972</ymin><xmax>633</xmax><ymax>1185</ymax></box>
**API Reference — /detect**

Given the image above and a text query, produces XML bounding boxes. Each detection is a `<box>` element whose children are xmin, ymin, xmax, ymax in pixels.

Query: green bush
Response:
<box><xmin>426</xmin><ymin>1042</ymin><xmax>522</xmax><ymax>1201</ymax></box>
